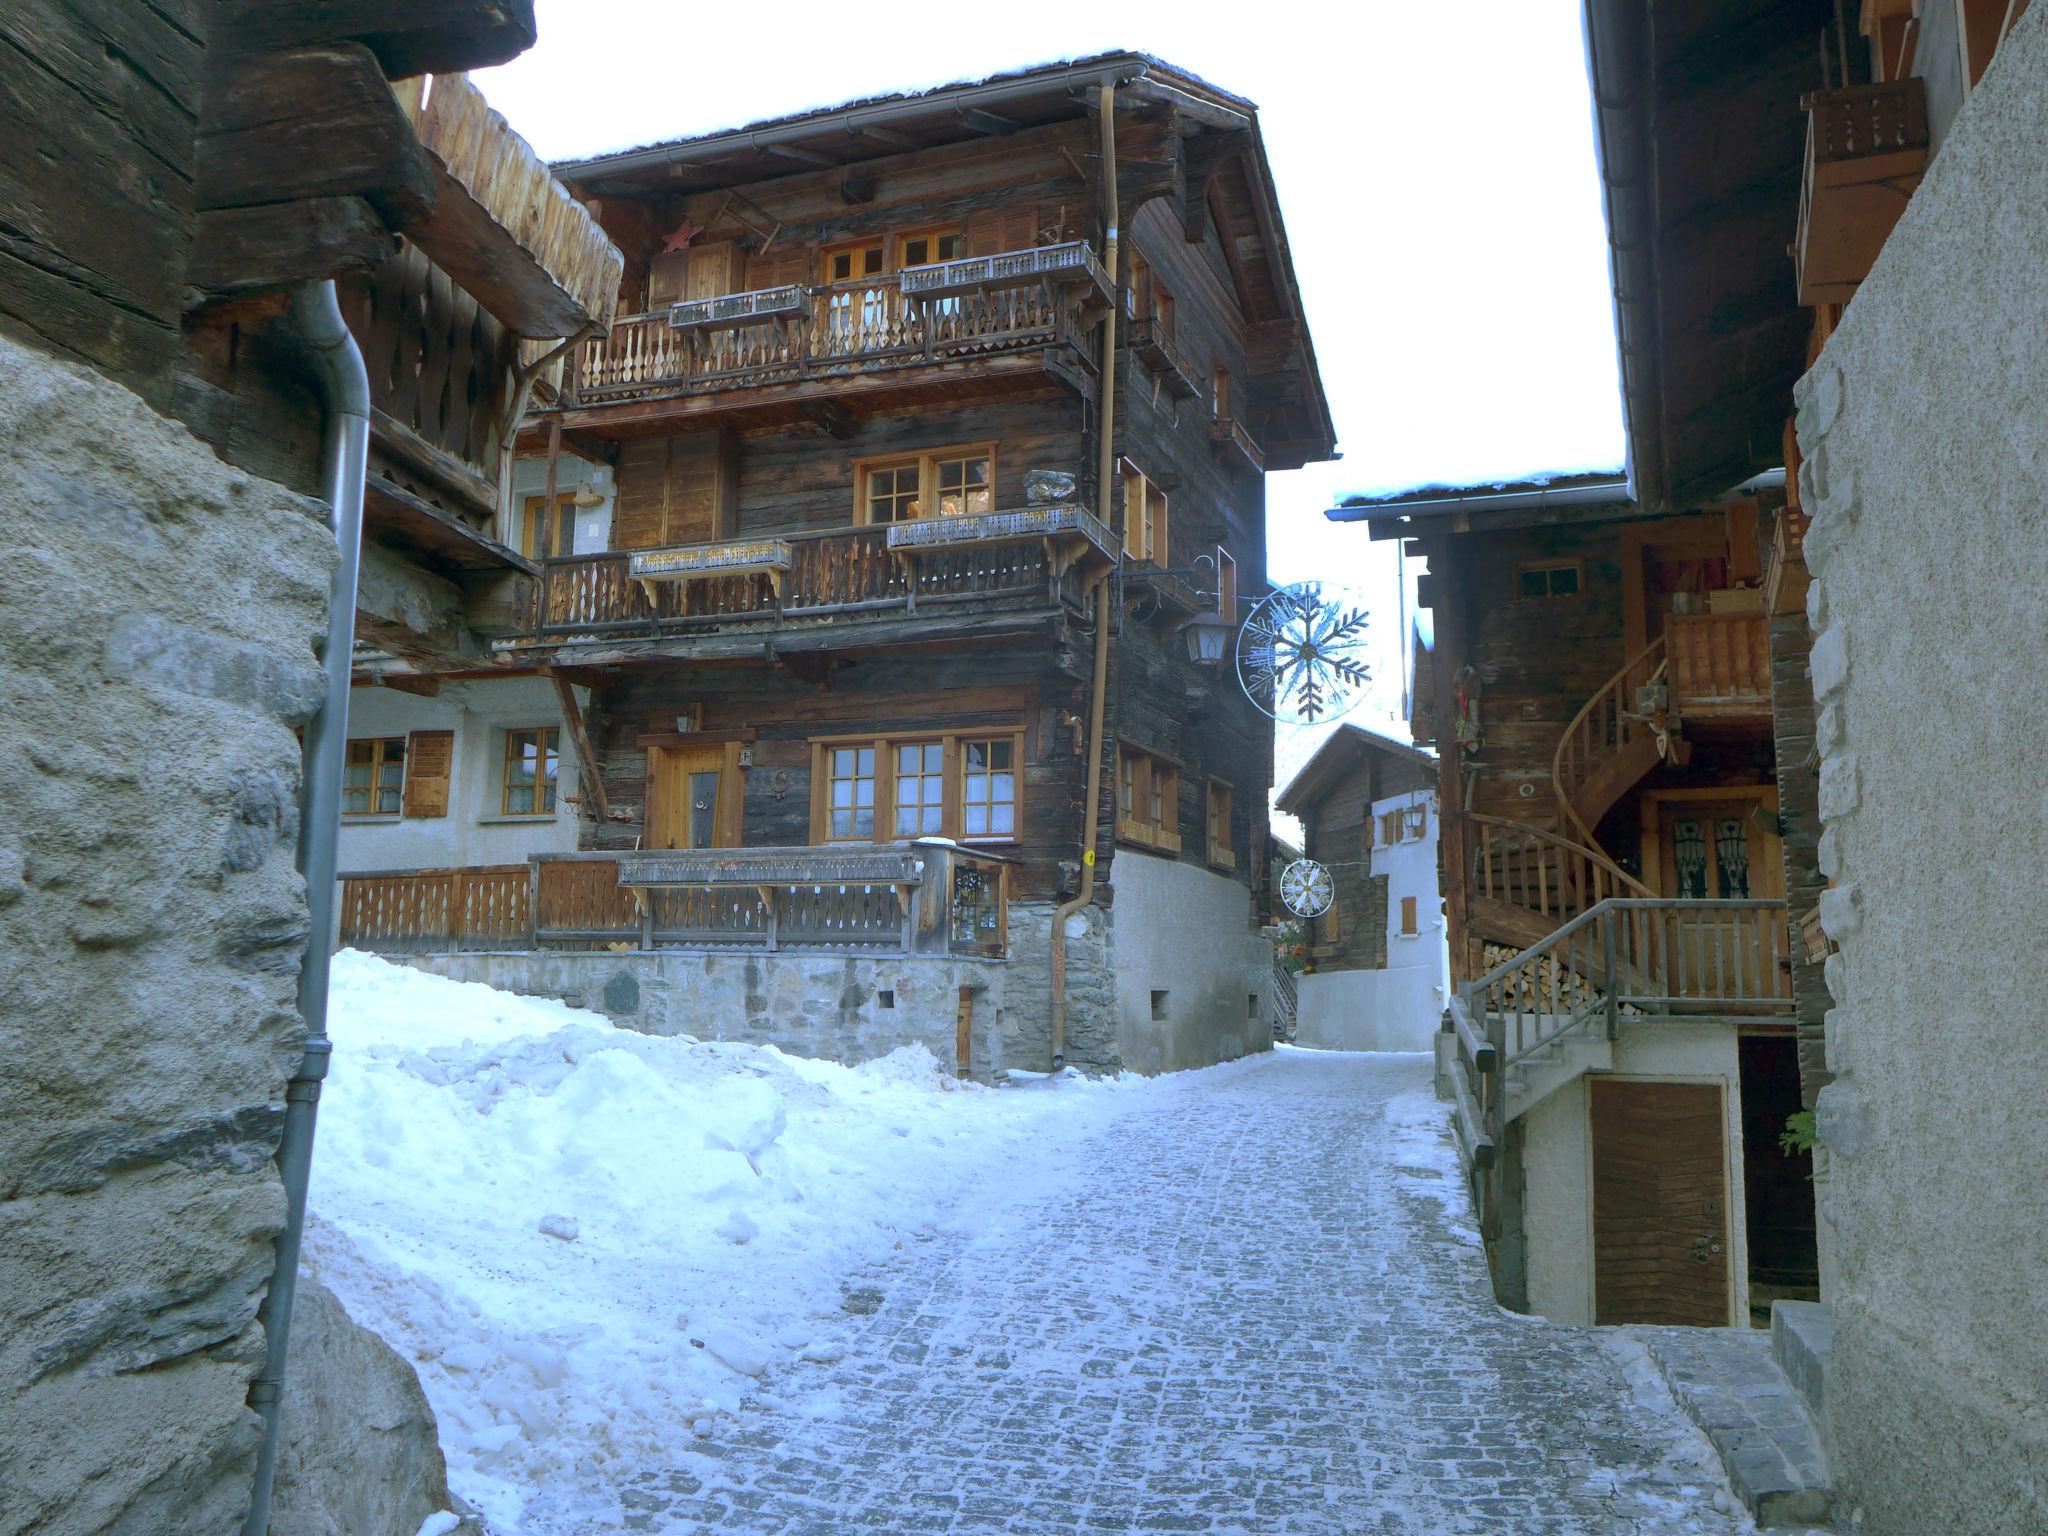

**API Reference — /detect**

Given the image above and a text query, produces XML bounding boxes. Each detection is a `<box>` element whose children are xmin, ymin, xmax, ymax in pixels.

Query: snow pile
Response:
<box><xmin>309</xmin><ymin>952</ymin><xmax>1127</xmax><ymax>1532</ymax></box>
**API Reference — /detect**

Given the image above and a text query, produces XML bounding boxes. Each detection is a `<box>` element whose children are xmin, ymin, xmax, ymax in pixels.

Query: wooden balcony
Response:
<box><xmin>1125</xmin><ymin>313</ymin><xmax>1201</xmax><ymax>399</ymax></box>
<box><xmin>1795</xmin><ymin>79</ymin><xmax>1929</xmax><ymax>305</ymax></box>
<box><xmin>573</xmin><ymin>242</ymin><xmax>1109</xmax><ymax>407</ymax></box>
<box><xmin>1667</xmin><ymin>610</ymin><xmax>1771</xmax><ymax>719</ymax></box>
<box><xmin>521</xmin><ymin>509</ymin><xmax>1112</xmax><ymax>651</ymax></box>
<box><xmin>1209</xmin><ymin>414</ymin><xmax>1266</xmax><ymax>475</ymax></box>
<box><xmin>340</xmin><ymin>845</ymin><xmax>1010</xmax><ymax>958</ymax></box>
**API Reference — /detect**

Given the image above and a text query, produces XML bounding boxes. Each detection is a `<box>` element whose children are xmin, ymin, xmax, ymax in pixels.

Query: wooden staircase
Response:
<box><xmin>1553</xmin><ymin>636</ymin><xmax>1670</xmax><ymax>862</ymax></box>
<box><xmin>1466</xmin><ymin>812</ymin><xmax>1652</xmax><ymax>953</ymax></box>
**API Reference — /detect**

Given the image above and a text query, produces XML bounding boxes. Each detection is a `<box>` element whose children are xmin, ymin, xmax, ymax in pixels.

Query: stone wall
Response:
<box><xmin>1791</xmin><ymin>13</ymin><xmax>2048</xmax><ymax>1531</ymax></box>
<box><xmin>0</xmin><ymin>337</ymin><xmax>335</xmax><ymax>1532</ymax></box>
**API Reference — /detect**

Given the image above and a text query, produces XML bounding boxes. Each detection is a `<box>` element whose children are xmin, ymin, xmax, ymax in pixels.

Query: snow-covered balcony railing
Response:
<box><xmin>573</xmin><ymin>242</ymin><xmax>1109</xmax><ymax>403</ymax></box>
<box><xmin>525</xmin><ymin>508</ymin><xmax>1105</xmax><ymax>642</ymax></box>
<box><xmin>532</xmin><ymin>843</ymin><xmax>1009</xmax><ymax>957</ymax></box>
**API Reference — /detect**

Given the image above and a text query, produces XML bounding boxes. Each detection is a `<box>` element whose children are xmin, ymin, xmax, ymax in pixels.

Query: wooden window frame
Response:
<box><xmin>1205</xmin><ymin>778</ymin><xmax>1235</xmax><ymax>872</ymax></box>
<box><xmin>1399</xmin><ymin>895</ymin><xmax>1419</xmax><ymax>936</ymax></box>
<box><xmin>521</xmin><ymin>492</ymin><xmax>579</xmax><ymax>561</ymax></box>
<box><xmin>1120</xmin><ymin>465</ymin><xmax>1169</xmax><ymax>564</ymax></box>
<box><xmin>1513</xmin><ymin>558</ymin><xmax>1584</xmax><ymax>600</ymax></box>
<box><xmin>809</xmin><ymin>727</ymin><xmax>1024</xmax><ymax>847</ymax></box>
<box><xmin>894</xmin><ymin>227</ymin><xmax>964</xmax><ymax>272</ymax></box>
<box><xmin>821</xmin><ymin>238</ymin><xmax>885</xmax><ymax>284</ymax></box>
<box><xmin>853</xmin><ymin>443</ymin><xmax>998</xmax><ymax>526</ymax></box>
<box><xmin>342</xmin><ymin>736</ymin><xmax>406</xmax><ymax>818</ymax></box>
<box><xmin>888</xmin><ymin>737</ymin><xmax>948</xmax><ymax>841</ymax></box>
<box><xmin>500</xmin><ymin>726</ymin><xmax>560</xmax><ymax>817</ymax></box>
<box><xmin>1210</xmin><ymin>364</ymin><xmax>1231</xmax><ymax>419</ymax></box>
<box><xmin>1214</xmin><ymin>545</ymin><xmax>1238</xmax><ymax>626</ymax></box>
<box><xmin>1115</xmin><ymin>744</ymin><xmax>1182</xmax><ymax>855</ymax></box>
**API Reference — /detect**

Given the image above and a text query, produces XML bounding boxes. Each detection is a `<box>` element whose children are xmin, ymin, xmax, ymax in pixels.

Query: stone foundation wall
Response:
<box><xmin>0</xmin><ymin>337</ymin><xmax>335</xmax><ymax>1532</ymax></box>
<box><xmin>1105</xmin><ymin>852</ymin><xmax>1272</xmax><ymax>1074</ymax></box>
<box><xmin>1792</xmin><ymin>12</ymin><xmax>2048</xmax><ymax>1530</ymax></box>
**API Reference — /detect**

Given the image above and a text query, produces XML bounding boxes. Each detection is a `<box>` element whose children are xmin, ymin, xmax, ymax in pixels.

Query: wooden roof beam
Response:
<box><xmin>958</xmin><ymin>107</ymin><xmax>1019</xmax><ymax>136</ymax></box>
<box><xmin>766</xmin><ymin>142</ymin><xmax>841</xmax><ymax>168</ymax></box>
<box><xmin>212</xmin><ymin>0</ymin><xmax>539</xmax><ymax>79</ymax></box>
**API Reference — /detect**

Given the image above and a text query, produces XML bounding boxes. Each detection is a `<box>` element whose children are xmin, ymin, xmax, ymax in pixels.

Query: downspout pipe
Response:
<box><xmin>1049</xmin><ymin>77</ymin><xmax>1120</xmax><ymax>1072</ymax></box>
<box><xmin>242</xmin><ymin>280</ymin><xmax>371</xmax><ymax>1536</ymax></box>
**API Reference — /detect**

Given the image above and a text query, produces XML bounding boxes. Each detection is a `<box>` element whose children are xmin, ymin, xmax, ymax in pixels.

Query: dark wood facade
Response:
<box><xmin>507</xmin><ymin>57</ymin><xmax>1334</xmax><ymax>929</ymax></box>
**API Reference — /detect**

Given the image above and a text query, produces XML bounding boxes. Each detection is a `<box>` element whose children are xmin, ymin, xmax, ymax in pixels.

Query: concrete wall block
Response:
<box><xmin>1800</xmin><ymin>472</ymin><xmax>1859</xmax><ymax>577</ymax></box>
<box><xmin>1805</xmin><ymin>572</ymin><xmax>1827</xmax><ymax>631</ymax></box>
<box><xmin>1822</xmin><ymin>952</ymin><xmax>1849</xmax><ymax>1009</ymax></box>
<box><xmin>1809</xmin><ymin>626</ymin><xmax>1850</xmax><ymax>701</ymax></box>
<box><xmin>1795</xmin><ymin>360</ymin><xmax>1845</xmax><ymax>446</ymax></box>
<box><xmin>1815</xmin><ymin>699</ymin><xmax>1847</xmax><ymax>757</ymax></box>
<box><xmin>1817</xmin><ymin>825</ymin><xmax>1842</xmax><ymax>880</ymax></box>
<box><xmin>1817</xmin><ymin>882</ymin><xmax>1862</xmax><ymax>941</ymax></box>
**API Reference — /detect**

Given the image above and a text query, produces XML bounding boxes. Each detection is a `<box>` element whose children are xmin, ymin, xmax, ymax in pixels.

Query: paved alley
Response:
<box><xmin>603</xmin><ymin>1051</ymin><xmax>1753</xmax><ymax>1535</ymax></box>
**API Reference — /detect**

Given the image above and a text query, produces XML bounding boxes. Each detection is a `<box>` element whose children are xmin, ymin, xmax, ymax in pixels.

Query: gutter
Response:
<box><xmin>1048</xmin><ymin>79</ymin><xmax>1121</xmax><ymax>1073</ymax></box>
<box><xmin>242</xmin><ymin>281</ymin><xmax>371</xmax><ymax>1536</ymax></box>
<box><xmin>556</xmin><ymin>58</ymin><xmax>1207</xmax><ymax>182</ymax></box>
<box><xmin>1582</xmin><ymin>0</ymin><xmax>1667</xmax><ymax>511</ymax></box>
<box><xmin>1327</xmin><ymin>468</ymin><xmax>1784</xmax><ymax>528</ymax></box>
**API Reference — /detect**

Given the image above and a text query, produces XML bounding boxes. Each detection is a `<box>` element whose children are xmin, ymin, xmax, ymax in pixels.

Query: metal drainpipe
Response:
<box><xmin>242</xmin><ymin>280</ymin><xmax>371</xmax><ymax>1536</ymax></box>
<box><xmin>1049</xmin><ymin>77</ymin><xmax>1120</xmax><ymax>1072</ymax></box>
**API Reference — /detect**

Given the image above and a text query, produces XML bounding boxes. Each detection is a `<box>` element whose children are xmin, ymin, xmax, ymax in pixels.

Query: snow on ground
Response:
<box><xmin>307</xmin><ymin>952</ymin><xmax>1142</xmax><ymax>1532</ymax></box>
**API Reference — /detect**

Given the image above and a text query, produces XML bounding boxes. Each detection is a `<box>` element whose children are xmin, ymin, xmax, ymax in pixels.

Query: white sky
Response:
<box><xmin>475</xmin><ymin>0</ymin><xmax>1625</xmax><ymax>804</ymax></box>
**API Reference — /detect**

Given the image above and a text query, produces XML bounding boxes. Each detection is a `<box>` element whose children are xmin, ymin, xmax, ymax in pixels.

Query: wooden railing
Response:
<box><xmin>1553</xmin><ymin>635</ymin><xmax>1667</xmax><ymax>851</ymax></box>
<box><xmin>338</xmin><ymin>866</ymin><xmax>531</xmax><ymax>954</ymax></box>
<box><xmin>340</xmin><ymin>845</ymin><xmax>1009</xmax><ymax>959</ymax></box>
<box><xmin>1468</xmin><ymin>814</ymin><xmax>1650</xmax><ymax>926</ymax></box>
<box><xmin>1666</xmin><ymin>611</ymin><xmax>1771</xmax><ymax>715</ymax></box>
<box><xmin>531</xmin><ymin>516</ymin><xmax>1096</xmax><ymax>638</ymax></box>
<box><xmin>576</xmin><ymin>244</ymin><xmax>1105</xmax><ymax>402</ymax></box>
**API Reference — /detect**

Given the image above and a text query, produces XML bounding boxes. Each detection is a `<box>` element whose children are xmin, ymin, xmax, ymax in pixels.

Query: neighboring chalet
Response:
<box><xmin>1274</xmin><ymin>726</ymin><xmax>1446</xmax><ymax>1051</ymax></box>
<box><xmin>339</xmin><ymin>55</ymin><xmax>1336</xmax><ymax>1079</ymax></box>
<box><xmin>1334</xmin><ymin>472</ymin><xmax>1816</xmax><ymax>1329</ymax></box>
<box><xmin>1581</xmin><ymin>4</ymin><xmax>2045</xmax><ymax>1531</ymax></box>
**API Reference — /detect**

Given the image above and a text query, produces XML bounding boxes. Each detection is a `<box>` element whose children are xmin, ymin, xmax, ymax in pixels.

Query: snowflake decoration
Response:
<box><xmin>1236</xmin><ymin>582</ymin><xmax>1372</xmax><ymax>724</ymax></box>
<box><xmin>1279</xmin><ymin>858</ymin><xmax>1335</xmax><ymax>920</ymax></box>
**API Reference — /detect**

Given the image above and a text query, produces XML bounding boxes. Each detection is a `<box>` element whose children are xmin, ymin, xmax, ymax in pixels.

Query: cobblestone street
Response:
<box><xmin>591</xmin><ymin>1051</ymin><xmax>1756</xmax><ymax>1535</ymax></box>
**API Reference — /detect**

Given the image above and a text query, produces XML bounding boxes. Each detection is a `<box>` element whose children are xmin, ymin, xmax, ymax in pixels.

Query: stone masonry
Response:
<box><xmin>0</xmin><ymin>335</ymin><xmax>336</xmax><ymax>1533</ymax></box>
<box><xmin>1790</xmin><ymin>11</ymin><xmax>2048</xmax><ymax>1530</ymax></box>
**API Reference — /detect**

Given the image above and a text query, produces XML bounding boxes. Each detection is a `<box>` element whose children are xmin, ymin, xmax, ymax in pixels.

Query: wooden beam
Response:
<box><xmin>852</xmin><ymin>124</ymin><xmax>917</xmax><ymax>150</ymax></box>
<box><xmin>196</xmin><ymin>45</ymin><xmax>436</xmax><ymax>226</ymax></box>
<box><xmin>959</xmin><ymin>107</ymin><xmax>1018</xmax><ymax>136</ymax></box>
<box><xmin>374</xmin><ymin>673</ymin><xmax>442</xmax><ymax>698</ymax></box>
<box><xmin>800</xmin><ymin>399</ymin><xmax>858</xmax><ymax>439</ymax></box>
<box><xmin>766</xmin><ymin>142</ymin><xmax>839</xmax><ymax>168</ymax></box>
<box><xmin>210</xmin><ymin>0</ymin><xmax>538</xmax><ymax>78</ymax></box>
<box><xmin>372</xmin><ymin>408</ymin><xmax>501</xmax><ymax>516</ymax></box>
<box><xmin>187</xmin><ymin>196</ymin><xmax>398</xmax><ymax>300</ymax></box>
<box><xmin>548</xmin><ymin>668</ymin><xmax>611</xmax><ymax>822</ymax></box>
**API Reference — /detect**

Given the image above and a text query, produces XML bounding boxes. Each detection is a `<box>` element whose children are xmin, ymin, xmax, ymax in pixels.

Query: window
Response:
<box><xmin>856</xmin><ymin>446</ymin><xmax>996</xmax><ymax>524</ymax></box>
<box><xmin>343</xmin><ymin>737</ymin><xmax>406</xmax><ymax>817</ymax></box>
<box><xmin>823</xmin><ymin>241</ymin><xmax>884</xmax><ymax>283</ymax></box>
<box><xmin>1211</xmin><ymin>365</ymin><xmax>1231</xmax><ymax>418</ymax></box>
<box><xmin>1215</xmin><ymin>545</ymin><xmax>1238</xmax><ymax>625</ymax></box>
<box><xmin>522</xmin><ymin>493</ymin><xmax>577</xmax><ymax>560</ymax></box>
<box><xmin>1121</xmin><ymin>466</ymin><xmax>1169</xmax><ymax>563</ymax></box>
<box><xmin>1515</xmin><ymin>559</ymin><xmax>1582</xmax><ymax>599</ymax></box>
<box><xmin>501</xmin><ymin>728</ymin><xmax>559</xmax><ymax>816</ymax></box>
<box><xmin>897</xmin><ymin>229</ymin><xmax>962</xmax><ymax>269</ymax></box>
<box><xmin>960</xmin><ymin>737</ymin><xmax>1017</xmax><ymax>840</ymax></box>
<box><xmin>823</xmin><ymin>745</ymin><xmax>877</xmax><ymax>841</ymax></box>
<box><xmin>1400</xmin><ymin>896</ymin><xmax>1419</xmax><ymax>936</ymax></box>
<box><xmin>1126</xmin><ymin>250</ymin><xmax>1152</xmax><ymax>318</ymax></box>
<box><xmin>1206</xmin><ymin>780</ymin><xmax>1235</xmax><ymax>871</ymax></box>
<box><xmin>1150</xmin><ymin>989</ymin><xmax>1169</xmax><ymax>1022</ymax></box>
<box><xmin>1116</xmin><ymin>746</ymin><xmax>1180</xmax><ymax>853</ymax></box>
<box><xmin>812</xmin><ymin>730</ymin><xmax>1025</xmax><ymax>844</ymax></box>
<box><xmin>1378</xmin><ymin>803</ymin><xmax>1428</xmax><ymax>845</ymax></box>
<box><xmin>892</xmin><ymin>741</ymin><xmax>945</xmax><ymax>837</ymax></box>
<box><xmin>1404</xmin><ymin>803</ymin><xmax>1428</xmax><ymax>840</ymax></box>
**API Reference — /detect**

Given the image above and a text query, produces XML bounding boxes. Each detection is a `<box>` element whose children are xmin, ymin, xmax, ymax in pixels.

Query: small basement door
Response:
<box><xmin>1591</xmin><ymin>1079</ymin><xmax>1731</xmax><ymax>1325</ymax></box>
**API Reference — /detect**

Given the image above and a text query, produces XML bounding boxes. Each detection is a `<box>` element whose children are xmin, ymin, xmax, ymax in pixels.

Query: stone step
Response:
<box><xmin>1638</xmin><ymin>1327</ymin><xmax>1835</xmax><ymax>1529</ymax></box>
<box><xmin>1771</xmin><ymin>1300</ymin><xmax>1834</xmax><ymax>1417</ymax></box>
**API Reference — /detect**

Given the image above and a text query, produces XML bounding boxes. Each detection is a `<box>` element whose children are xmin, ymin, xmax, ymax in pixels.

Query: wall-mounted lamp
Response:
<box><xmin>1178</xmin><ymin>607</ymin><xmax>1233</xmax><ymax>667</ymax></box>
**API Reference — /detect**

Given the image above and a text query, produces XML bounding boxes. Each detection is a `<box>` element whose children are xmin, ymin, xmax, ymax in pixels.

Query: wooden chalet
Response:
<box><xmin>1335</xmin><ymin>471</ymin><xmax>1815</xmax><ymax>1327</ymax></box>
<box><xmin>339</xmin><ymin>54</ymin><xmax>1335</xmax><ymax>1080</ymax></box>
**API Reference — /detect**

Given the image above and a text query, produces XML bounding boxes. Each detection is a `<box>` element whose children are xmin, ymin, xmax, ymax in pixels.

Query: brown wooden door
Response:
<box><xmin>646</xmin><ymin>744</ymin><xmax>739</xmax><ymax>851</ymax></box>
<box><xmin>1592</xmin><ymin>1079</ymin><xmax>1731</xmax><ymax>1325</ymax></box>
<box><xmin>1656</xmin><ymin>797</ymin><xmax>1784</xmax><ymax>1001</ymax></box>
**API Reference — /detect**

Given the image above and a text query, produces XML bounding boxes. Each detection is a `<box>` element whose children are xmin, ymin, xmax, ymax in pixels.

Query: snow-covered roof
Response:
<box><xmin>1274</xmin><ymin>724</ymin><xmax>1436</xmax><ymax>816</ymax></box>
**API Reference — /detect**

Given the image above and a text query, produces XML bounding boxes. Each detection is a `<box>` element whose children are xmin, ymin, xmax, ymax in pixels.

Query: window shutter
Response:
<box><xmin>402</xmin><ymin>730</ymin><xmax>454</xmax><ymax>818</ymax></box>
<box><xmin>966</xmin><ymin>205</ymin><xmax>1037</xmax><ymax>258</ymax></box>
<box><xmin>647</xmin><ymin>249</ymin><xmax>689</xmax><ymax>309</ymax></box>
<box><xmin>747</xmin><ymin>246</ymin><xmax>808</xmax><ymax>289</ymax></box>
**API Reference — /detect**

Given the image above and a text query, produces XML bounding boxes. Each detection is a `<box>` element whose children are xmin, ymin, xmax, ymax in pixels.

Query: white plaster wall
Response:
<box><xmin>1296</xmin><ymin>969</ymin><xmax>1441</xmax><ymax>1051</ymax></box>
<box><xmin>1519</xmin><ymin>1020</ymin><xmax>1750</xmax><ymax>1328</ymax></box>
<box><xmin>508</xmin><ymin>455</ymin><xmax>614</xmax><ymax>553</ymax></box>
<box><xmin>1369</xmin><ymin>787</ymin><xmax>1449</xmax><ymax>1023</ymax></box>
<box><xmin>335</xmin><ymin>675</ymin><xmax>582</xmax><ymax>875</ymax></box>
<box><xmin>1107</xmin><ymin>849</ymin><xmax>1271</xmax><ymax>1074</ymax></box>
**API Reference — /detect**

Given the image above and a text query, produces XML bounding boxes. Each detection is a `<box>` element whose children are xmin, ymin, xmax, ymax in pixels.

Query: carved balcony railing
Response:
<box><xmin>1125</xmin><ymin>313</ymin><xmax>1200</xmax><ymax>399</ymax></box>
<box><xmin>340</xmin><ymin>846</ymin><xmax>1011</xmax><ymax>959</ymax></box>
<box><xmin>1795</xmin><ymin>78</ymin><xmax>1929</xmax><ymax>304</ymax></box>
<box><xmin>525</xmin><ymin>508</ymin><xmax>1112</xmax><ymax>642</ymax></box>
<box><xmin>574</xmin><ymin>243</ymin><xmax>1108</xmax><ymax>402</ymax></box>
<box><xmin>1666</xmin><ymin>610</ymin><xmax>1771</xmax><ymax>718</ymax></box>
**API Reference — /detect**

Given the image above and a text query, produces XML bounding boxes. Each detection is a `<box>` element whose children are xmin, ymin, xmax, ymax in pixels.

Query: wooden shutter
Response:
<box><xmin>613</xmin><ymin>434</ymin><xmax>735</xmax><ymax>549</ymax></box>
<box><xmin>647</xmin><ymin>249</ymin><xmax>689</xmax><ymax>308</ymax></box>
<box><xmin>686</xmin><ymin>240</ymin><xmax>741</xmax><ymax>300</ymax></box>
<box><xmin>746</xmin><ymin>245</ymin><xmax>808</xmax><ymax>289</ymax></box>
<box><xmin>402</xmin><ymin>730</ymin><xmax>454</xmax><ymax>818</ymax></box>
<box><xmin>965</xmin><ymin>204</ymin><xmax>1038</xmax><ymax>258</ymax></box>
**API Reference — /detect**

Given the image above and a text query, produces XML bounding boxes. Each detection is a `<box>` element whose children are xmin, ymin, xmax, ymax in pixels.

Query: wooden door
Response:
<box><xmin>1654</xmin><ymin>796</ymin><xmax>1785</xmax><ymax>1001</ymax></box>
<box><xmin>522</xmin><ymin>492</ymin><xmax>577</xmax><ymax>560</ymax></box>
<box><xmin>1592</xmin><ymin>1079</ymin><xmax>1730</xmax><ymax>1325</ymax></box>
<box><xmin>646</xmin><ymin>744</ymin><xmax>740</xmax><ymax>850</ymax></box>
